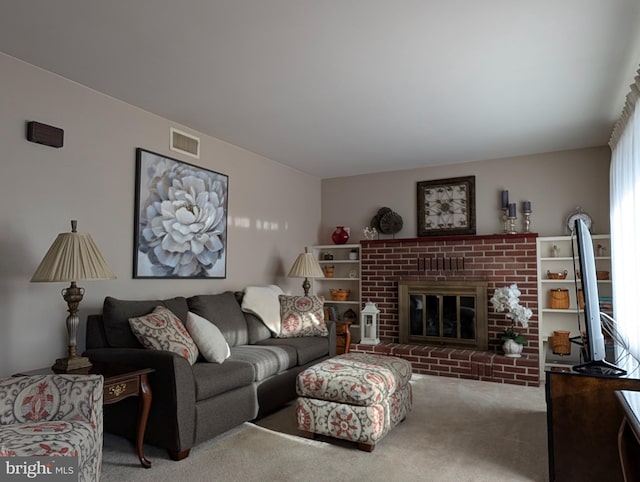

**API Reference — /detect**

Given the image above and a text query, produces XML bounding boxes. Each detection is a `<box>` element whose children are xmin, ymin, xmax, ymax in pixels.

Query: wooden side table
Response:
<box><xmin>15</xmin><ymin>362</ymin><xmax>154</xmax><ymax>469</ymax></box>
<box><xmin>336</xmin><ymin>321</ymin><xmax>352</xmax><ymax>354</ymax></box>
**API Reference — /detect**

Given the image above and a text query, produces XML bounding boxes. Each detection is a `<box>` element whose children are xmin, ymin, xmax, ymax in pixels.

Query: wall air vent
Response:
<box><xmin>170</xmin><ymin>127</ymin><xmax>200</xmax><ymax>159</ymax></box>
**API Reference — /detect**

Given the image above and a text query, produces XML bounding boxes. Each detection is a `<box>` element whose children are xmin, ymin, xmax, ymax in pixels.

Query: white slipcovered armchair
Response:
<box><xmin>0</xmin><ymin>374</ymin><xmax>103</xmax><ymax>482</ymax></box>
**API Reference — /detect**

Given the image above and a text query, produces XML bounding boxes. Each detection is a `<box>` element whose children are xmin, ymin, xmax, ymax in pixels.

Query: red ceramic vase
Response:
<box><xmin>332</xmin><ymin>226</ymin><xmax>349</xmax><ymax>244</ymax></box>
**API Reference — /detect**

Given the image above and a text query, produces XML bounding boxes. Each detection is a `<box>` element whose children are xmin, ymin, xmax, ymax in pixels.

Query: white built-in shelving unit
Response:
<box><xmin>311</xmin><ymin>244</ymin><xmax>361</xmax><ymax>337</ymax></box>
<box><xmin>536</xmin><ymin>234</ymin><xmax>611</xmax><ymax>376</ymax></box>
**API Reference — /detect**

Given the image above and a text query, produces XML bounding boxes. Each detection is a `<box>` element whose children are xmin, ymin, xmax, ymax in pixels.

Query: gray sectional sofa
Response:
<box><xmin>84</xmin><ymin>290</ymin><xmax>336</xmax><ymax>460</ymax></box>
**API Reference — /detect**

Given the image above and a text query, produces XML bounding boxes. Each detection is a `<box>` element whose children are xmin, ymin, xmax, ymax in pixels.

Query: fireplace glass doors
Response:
<box><xmin>399</xmin><ymin>281</ymin><xmax>488</xmax><ymax>350</ymax></box>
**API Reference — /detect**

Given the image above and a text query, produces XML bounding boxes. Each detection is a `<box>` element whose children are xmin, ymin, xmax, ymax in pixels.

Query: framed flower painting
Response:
<box><xmin>133</xmin><ymin>148</ymin><xmax>228</xmax><ymax>278</ymax></box>
<box><xmin>417</xmin><ymin>175</ymin><xmax>476</xmax><ymax>237</ymax></box>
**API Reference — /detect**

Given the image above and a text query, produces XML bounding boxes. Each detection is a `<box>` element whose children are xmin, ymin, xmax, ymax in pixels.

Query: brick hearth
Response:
<box><xmin>355</xmin><ymin>233</ymin><xmax>539</xmax><ymax>386</ymax></box>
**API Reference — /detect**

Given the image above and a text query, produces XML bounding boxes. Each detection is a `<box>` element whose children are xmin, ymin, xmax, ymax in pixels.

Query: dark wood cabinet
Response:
<box><xmin>615</xmin><ymin>390</ymin><xmax>640</xmax><ymax>482</ymax></box>
<box><xmin>546</xmin><ymin>368</ymin><xmax>640</xmax><ymax>481</ymax></box>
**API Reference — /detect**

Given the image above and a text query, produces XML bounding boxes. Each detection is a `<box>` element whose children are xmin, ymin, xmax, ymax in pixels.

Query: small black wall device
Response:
<box><xmin>26</xmin><ymin>121</ymin><xmax>64</xmax><ymax>148</ymax></box>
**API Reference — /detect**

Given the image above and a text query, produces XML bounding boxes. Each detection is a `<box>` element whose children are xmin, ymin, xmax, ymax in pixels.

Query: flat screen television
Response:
<box><xmin>573</xmin><ymin>218</ymin><xmax>625</xmax><ymax>375</ymax></box>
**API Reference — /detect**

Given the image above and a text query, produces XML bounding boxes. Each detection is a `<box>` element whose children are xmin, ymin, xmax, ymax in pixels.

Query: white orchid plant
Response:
<box><xmin>490</xmin><ymin>284</ymin><xmax>532</xmax><ymax>345</ymax></box>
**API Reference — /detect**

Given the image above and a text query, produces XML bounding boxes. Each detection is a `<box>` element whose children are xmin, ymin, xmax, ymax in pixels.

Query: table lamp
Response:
<box><xmin>31</xmin><ymin>220</ymin><xmax>116</xmax><ymax>372</ymax></box>
<box><xmin>288</xmin><ymin>247</ymin><xmax>324</xmax><ymax>295</ymax></box>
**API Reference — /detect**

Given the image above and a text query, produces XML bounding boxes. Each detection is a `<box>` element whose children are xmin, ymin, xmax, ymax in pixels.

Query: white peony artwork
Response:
<box><xmin>134</xmin><ymin>148</ymin><xmax>228</xmax><ymax>278</ymax></box>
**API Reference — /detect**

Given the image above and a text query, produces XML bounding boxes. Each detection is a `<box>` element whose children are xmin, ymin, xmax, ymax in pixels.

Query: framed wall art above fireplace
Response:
<box><xmin>417</xmin><ymin>175</ymin><xmax>476</xmax><ymax>237</ymax></box>
<box><xmin>133</xmin><ymin>148</ymin><xmax>228</xmax><ymax>279</ymax></box>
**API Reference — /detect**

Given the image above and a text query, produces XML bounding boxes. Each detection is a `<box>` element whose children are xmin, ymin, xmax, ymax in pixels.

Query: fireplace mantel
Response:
<box><xmin>361</xmin><ymin>232</ymin><xmax>538</xmax><ymax>246</ymax></box>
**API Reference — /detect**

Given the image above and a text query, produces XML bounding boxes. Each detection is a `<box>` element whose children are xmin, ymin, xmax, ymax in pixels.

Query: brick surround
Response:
<box><xmin>355</xmin><ymin>233</ymin><xmax>539</xmax><ymax>386</ymax></box>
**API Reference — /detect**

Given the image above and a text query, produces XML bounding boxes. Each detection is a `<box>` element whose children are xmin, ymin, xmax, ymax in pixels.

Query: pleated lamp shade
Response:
<box><xmin>288</xmin><ymin>248</ymin><xmax>324</xmax><ymax>279</ymax></box>
<box><xmin>31</xmin><ymin>220</ymin><xmax>116</xmax><ymax>282</ymax></box>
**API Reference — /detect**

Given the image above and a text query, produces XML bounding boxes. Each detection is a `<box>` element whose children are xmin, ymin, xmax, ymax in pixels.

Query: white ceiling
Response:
<box><xmin>1</xmin><ymin>1</ymin><xmax>640</xmax><ymax>178</ymax></box>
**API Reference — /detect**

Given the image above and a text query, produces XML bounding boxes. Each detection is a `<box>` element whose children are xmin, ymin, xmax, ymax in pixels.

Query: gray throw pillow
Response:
<box><xmin>187</xmin><ymin>292</ymin><xmax>248</xmax><ymax>347</ymax></box>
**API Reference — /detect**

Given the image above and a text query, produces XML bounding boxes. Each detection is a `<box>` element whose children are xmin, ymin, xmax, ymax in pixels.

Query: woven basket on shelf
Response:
<box><xmin>329</xmin><ymin>289</ymin><xmax>350</xmax><ymax>301</ymax></box>
<box><xmin>550</xmin><ymin>330</ymin><xmax>571</xmax><ymax>355</ymax></box>
<box><xmin>549</xmin><ymin>289</ymin><xmax>569</xmax><ymax>309</ymax></box>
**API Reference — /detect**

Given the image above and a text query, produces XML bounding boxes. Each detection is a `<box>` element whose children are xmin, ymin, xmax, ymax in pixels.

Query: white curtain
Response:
<box><xmin>610</xmin><ymin>68</ymin><xmax>640</xmax><ymax>362</ymax></box>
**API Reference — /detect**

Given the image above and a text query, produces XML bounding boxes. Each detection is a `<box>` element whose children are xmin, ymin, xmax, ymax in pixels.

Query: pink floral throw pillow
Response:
<box><xmin>278</xmin><ymin>295</ymin><xmax>328</xmax><ymax>338</ymax></box>
<box><xmin>129</xmin><ymin>306</ymin><xmax>199</xmax><ymax>364</ymax></box>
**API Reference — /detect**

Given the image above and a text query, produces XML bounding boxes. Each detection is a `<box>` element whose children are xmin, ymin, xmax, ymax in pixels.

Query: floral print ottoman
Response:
<box><xmin>296</xmin><ymin>353</ymin><xmax>412</xmax><ymax>451</ymax></box>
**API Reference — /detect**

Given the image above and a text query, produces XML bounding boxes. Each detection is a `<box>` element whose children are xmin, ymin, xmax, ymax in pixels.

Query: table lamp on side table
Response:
<box><xmin>31</xmin><ymin>220</ymin><xmax>116</xmax><ymax>372</ymax></box>
<box><xmin>288</xmin><ymin>247</ymin><xmax>324</xmax><ymax>296</ymax></box>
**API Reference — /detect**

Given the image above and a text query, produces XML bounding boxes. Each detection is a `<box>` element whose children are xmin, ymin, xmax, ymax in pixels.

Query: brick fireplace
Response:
<box><xmin>351</xmin><ymin>233</ymin><xmax>539</xmax><ymax>386</ymax></box>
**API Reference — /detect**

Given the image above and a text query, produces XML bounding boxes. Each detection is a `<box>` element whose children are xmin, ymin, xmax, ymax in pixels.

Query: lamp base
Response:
<box><xmin>52</xmin><ymin>356</ymin><xmax>93</xmax><ymax>373</ymax></box>
<box><xmin>302</xmin><ymin>277</ymin><xmax>310</xmax><ymax>296</ymax></box>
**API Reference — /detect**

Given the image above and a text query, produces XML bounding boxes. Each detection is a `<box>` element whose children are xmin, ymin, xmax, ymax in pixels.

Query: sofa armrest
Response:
<box><xmin>83</xmin><ymin>347</ymin><xmax>196</xmax><ymax>451</ymax></box>
<box><xmin>325</xmin><ymin>320</ymin><xmax>337</xmax><ymax>357</ymax></box>
<box><xmin>83</xmin><ymin>347</ymin><xmax>196</xmax><ymax>403</ymax></box>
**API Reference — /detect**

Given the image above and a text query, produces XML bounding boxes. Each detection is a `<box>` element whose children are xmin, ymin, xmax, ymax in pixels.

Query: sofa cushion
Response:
<box><xmin>102</xmin><ymin>296</ymin><xmax>189</xmax><ymax>348</ymax></box>
<box><xmin>235</xmin><ymin>291</ymin><xmax>272</xmax><ymax>344</ymax></box>
<box><xmin>191</xmin><ymin>360</ymin><xmax>255</xmax><ymax>401</ymax></box>
<box><xmin>256</xmin><ymin>336</ymin><xmax>330</xmax><ymax>366</ymax></box>
<box><xmin>241</xmin><ymin>285</ymin><xmax>284</xmax><ymax>334</ymax></box>
<box><xmin>129</xmin><ymin>306</ymin><xmax>199</xmax><ymax>364</ymax></box>
<box><xmin>186</xmin><ymin>311</ymin><xmax>231</xmax><ymax>364</ymax></box>
<box><xmin>228</xmin><ymin>345</ymin><xmax>297</xmax><ymax>382</ymax></box>
<box><xmin>277</xmin><ymin>295</ymin><xmax>328</xmax><ymax>338</ymax></box>
<box><xmin>187</xmin><ymin>292</ymin><xmax>248</xmax><ymax>347</ymax></box>
<box><xmin>244</xmin><ymin>312</ymin><xmax>272</xmax><ymax>344</ymax></box>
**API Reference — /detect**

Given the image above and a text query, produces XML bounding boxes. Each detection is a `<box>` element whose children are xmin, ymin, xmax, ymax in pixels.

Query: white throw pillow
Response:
<box><xmin>241</xmin><ymin>285</ymin><xmax>284</xmax><ymax>334</ymax></box>
<box><xmin>186</xmin><ymin>311</ymin><xmax>231</xmax><ymax>364</ymax></box>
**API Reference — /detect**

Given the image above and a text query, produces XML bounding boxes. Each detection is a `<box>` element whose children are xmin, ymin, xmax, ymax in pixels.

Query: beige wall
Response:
<box><xmin>320</xmin><ymin>147</ymin><xmax>611</xmax><ymax>243</ymax></box>
<box><xmin>0</xmin><ymin>54</ymin><xmax>321</xmax><ymax>377</ymax></box>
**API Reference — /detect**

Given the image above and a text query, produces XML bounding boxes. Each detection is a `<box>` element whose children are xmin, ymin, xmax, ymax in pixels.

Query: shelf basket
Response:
<box><xmin>329</xmin><ymin>289</ymin><xmax>350</xmax><ymax>301</ymax></box>
<box><xmin>549</xmin><ymin>289</ymin><xmax>570</xmax><ymax>309</ymax></box>
<box><xmin>550</xmin><ymin>330</ymin><xmax>571</xmax><ymax>355</ymax></box>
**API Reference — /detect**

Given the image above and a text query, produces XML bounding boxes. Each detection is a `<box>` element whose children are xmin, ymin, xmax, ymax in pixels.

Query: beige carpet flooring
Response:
<box><xmin>99</xmin><ymin>374</ymin><xmax>549</xmax><ymax>482</ymax></box>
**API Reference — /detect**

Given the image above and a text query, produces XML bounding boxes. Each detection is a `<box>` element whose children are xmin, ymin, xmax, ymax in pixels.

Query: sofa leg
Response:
<box><xmin>168</xmin><ymin>448</ymin><xmax>190</xmax><ymax>461</ymax></box>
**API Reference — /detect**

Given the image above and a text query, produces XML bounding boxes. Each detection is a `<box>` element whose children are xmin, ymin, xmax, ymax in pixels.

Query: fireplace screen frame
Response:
<box><xmin>398</xmin><ymin>280</ymin><xmax>488</xmax><ymax>350</ymax></box>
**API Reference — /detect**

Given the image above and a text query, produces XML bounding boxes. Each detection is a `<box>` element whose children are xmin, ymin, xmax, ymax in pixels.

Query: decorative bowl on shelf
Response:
<box><xmin>343</xmin><ymin>309</ymin><xmax>357</xmax><ymax>322</ymax></box>
<box><xmin>329</xmin><ymin>289</ymin><xmax>350</xmax><ymax>301</ymax></box>
<box><xmin>547</xmin><ymin>270</ymin><xmax>568</xmax><ymax>280</ymax></box>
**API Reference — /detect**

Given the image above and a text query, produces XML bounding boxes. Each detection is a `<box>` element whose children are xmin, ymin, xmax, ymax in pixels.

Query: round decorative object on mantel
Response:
<box><xmin>331</xmin><ymin>226</ymin><xmax>349</xmax><ymax>244</ymax></box>
<box><xmin>379</xmin><ymin>210</ymin><xmax>403</xmax><ymax>235</ymax></box>
<box><xmin>371</xmin><ymin>207</ymin><xmax>403</xmax><ymax>236</ymax></box>
<box><xmin>565</xmin><ymin>207</ymin><xmax>593</xmax><ymax>234</ymax></box>
<box><xmin>502</xmin><ymin>339</ymin><xmax>524</xmax><ymax>358</ymax></box>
